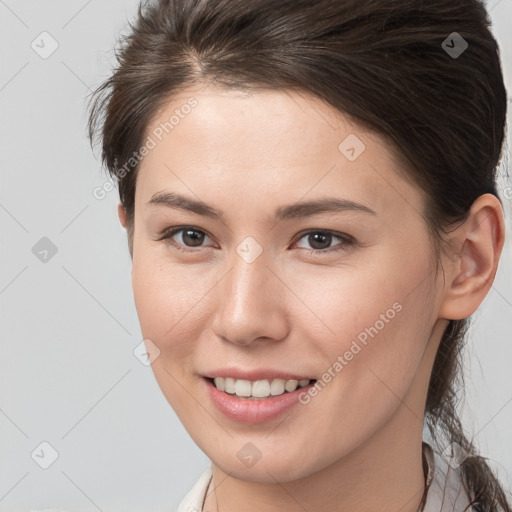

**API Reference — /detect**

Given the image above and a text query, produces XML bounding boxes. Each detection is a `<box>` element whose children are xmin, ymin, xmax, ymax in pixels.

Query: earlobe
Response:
<box><xmin>118</xmin><ymin>203</ymin><xmax>128</xmax><ymax>228</ymax></box>
<box><xmin>438</xmin><ymin>194</ymin><xmax>505</xmax><ymax>320</ymax></box>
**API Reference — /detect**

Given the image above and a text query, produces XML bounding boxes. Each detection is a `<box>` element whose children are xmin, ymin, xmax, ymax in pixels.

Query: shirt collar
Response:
<box><xmin>421</xmin><ymin>441</ymin><xmax>473</xmax><ymax>512</ymax></box>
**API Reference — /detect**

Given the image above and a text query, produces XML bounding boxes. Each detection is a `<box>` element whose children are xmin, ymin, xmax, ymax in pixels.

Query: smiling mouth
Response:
<box><xmin>205</xmin><ymin>376</ymin><xmax>317</xmax><ymax>399</ymax></box>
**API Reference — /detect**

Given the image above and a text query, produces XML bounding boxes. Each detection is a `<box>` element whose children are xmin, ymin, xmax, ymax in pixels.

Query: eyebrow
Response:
<box><xmin>146</xmin><ymin>191</ymin><xmax>376</xmax><ymax>221</ymax></box>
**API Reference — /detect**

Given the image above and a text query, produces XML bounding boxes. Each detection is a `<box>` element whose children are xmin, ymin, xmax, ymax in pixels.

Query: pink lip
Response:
<box><xmin>202</xmin><ymin>367</ymin><xmax>314</xmax><ymax>381</ymax></box>
<box><xmin>203</xmin><ymin>377</ymin><xmax>316</xmax><ymax>424</ymax></box>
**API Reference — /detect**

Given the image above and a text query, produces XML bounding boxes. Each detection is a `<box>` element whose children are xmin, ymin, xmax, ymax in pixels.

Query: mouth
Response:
<box><xmin>204</xmin><ymin>376</ymin><xmax>317</xmax><ymax>400</ymax></box>
<box><xmin>203</xmin><ymin>375</ymin><xmax>318</xmax><ymax>423</ymax></box>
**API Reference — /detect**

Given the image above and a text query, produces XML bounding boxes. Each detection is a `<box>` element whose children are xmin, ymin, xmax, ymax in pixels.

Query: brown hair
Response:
<box><xmin>87</xmin><ymin>1</ymin><xmax>510</xmax><ymax>509</ymax></box>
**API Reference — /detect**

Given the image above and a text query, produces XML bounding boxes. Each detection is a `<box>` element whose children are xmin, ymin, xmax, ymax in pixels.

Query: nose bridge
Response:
<box><xmin>212</xmin><ymin>244</ymin><xmax>287</xmax><ymax>345</ymax></box>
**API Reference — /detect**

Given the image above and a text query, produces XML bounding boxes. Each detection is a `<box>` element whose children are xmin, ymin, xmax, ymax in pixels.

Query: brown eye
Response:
<box><xmin>158</xmin><ymin>227</ymin><xmax>213</xmax><ymax>252</ymax></box>
<box><xmin>175</xmin><ymin>228</ymin><xmax>206</xmax><ymax>247</ymax></box>
<box><xmin>294</xmin><ymin>230</ymin><xmax>355</xmax><ymax>256</ymax></box>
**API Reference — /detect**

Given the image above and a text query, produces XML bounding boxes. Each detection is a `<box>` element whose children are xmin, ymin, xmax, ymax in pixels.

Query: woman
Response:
<box><xmin>87</xmin><ymin>0</ymin><xmax>511</xmax><ymax>510</ymax></box>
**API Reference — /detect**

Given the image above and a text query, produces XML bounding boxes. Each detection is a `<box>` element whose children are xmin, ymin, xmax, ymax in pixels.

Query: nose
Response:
<box><xmin>211</xmin><ymin>249</ymin><xmax>289</xmax><ymax>346</ymax></box>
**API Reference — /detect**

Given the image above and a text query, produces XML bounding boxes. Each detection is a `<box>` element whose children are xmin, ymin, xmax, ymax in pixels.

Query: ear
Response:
<box><xmin>438</xmin><ymin>193</ymin><xmax>506</xmax><ymax>320</ymax></box>
<box><xmin>118</xmin><ymin>203</ymin><xmax>128</xmax><ymax>228</ymax></box>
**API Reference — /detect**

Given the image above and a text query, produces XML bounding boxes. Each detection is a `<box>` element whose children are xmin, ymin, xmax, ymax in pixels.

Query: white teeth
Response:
<box><xmin>285</xmin><ymin>379</ymin><xmax>298</xmax><ymax>392</ymax></box>
<box><xmin>213</xmin><ymin>377</ymin><xmax>225</xmax><ymax>392</ymax></box>
<box><xmin>235</xmin><ymin>379</ymin><xmax>252</xmax><ymax>397</ymax></box>
<box><xmin>224</xmin><ymin>377</ymin><xmax>235</xmax><ymax>394</ymax></box>
<box><xmin>270</xmin><ymin>378</ymin><xmax>285</xmax><ymax>396</ymax></box>
<box><xmin>252</xmin><ymin>379</ymin><xmax>271</xmax><ymax>397</ymax></box>
<box><xmin>211</xmin><ymin>377</ymin><xmax>312</xmax><ymax>398</ymax></box>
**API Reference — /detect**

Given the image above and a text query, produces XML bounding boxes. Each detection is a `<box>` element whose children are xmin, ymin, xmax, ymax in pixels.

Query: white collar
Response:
<box><xmin>421</xmin><ymin>442</ymin><xmax>472</xmax><ymax>512</ymax></box>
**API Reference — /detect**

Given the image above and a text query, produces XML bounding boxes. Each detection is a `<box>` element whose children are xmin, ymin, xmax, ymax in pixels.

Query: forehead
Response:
<box><xmin>136</xmin><ymin>85</ymin><xmax>424</xmax><ymax>219</ymax></box>
<box><xmin>143</xmin><ymin>86</ymin><xmax>374</xmax><ymax>165</ymax></box>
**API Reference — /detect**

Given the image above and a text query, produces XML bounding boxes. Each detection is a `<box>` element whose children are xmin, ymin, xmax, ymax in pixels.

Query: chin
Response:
<box><xmin>204</xmin><ymin>440</ymin><xmax>323</xmax><ymax>484</ymax></box>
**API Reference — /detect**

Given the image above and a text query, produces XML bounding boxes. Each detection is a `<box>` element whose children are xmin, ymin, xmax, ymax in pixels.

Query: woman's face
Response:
<box><xmin>129</xmin><ymin>85</ymin><xmax>448</xmax><ymax>483</ymax></box>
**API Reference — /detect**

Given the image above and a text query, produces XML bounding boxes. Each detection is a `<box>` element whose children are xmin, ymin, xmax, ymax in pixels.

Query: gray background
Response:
<box><xmin>0</xmin><ymin>1</ymin><xmax>511</xmax><ymax>510</ymax></box>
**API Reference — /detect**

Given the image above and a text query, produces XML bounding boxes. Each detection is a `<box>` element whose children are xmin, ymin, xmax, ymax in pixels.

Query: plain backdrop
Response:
<box><xmin>0</xmin><ymin>0</ymin><xmax>511</xmax><ymax>510</ymax></box>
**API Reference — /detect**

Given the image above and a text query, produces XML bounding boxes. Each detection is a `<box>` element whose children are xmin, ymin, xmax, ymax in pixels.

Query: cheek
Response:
<box><xmin>131</xmin><ymin>254</ymin><xmax>209</xmax><ymax>414</ymax></box>
<box><xmin>279</xmin><ymin>254</ymin><xmax>436</xmax><ymax>464</ymax></box>
<box><xmin>295</xmin><ymin>244</ymin><xmax>436</xmax><ymax>405</ymax></box>
<box><xmin>132</xmin><ymin>244</ymin><xmax>207</xmax><ymax>335</ymax></box>
<box><xmin>293</xmin><ymin>246</ymin><xmax>432</xmax><ymax>348</ymax></box>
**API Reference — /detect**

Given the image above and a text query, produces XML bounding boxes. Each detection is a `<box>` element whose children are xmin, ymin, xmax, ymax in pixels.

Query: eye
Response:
<box><xmin>157</xmin><ymin>226</ymin><xmax>214</xmax><ymax>253</ymax></box>
<box><xmin>293</xmin><ymin>230</ymin><xmax>356</xmax><ymax>256</ymax></box>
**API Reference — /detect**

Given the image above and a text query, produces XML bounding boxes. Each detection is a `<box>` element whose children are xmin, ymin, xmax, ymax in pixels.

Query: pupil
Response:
<box><xmin>184</xmin><ymin>229</ymin><xmax>204</xmax><ymax>247</ymax></box>
<box><xmin>310</xmin><ymin>232</ymin><xmax>330</xmax><ymax>250</ymax></box>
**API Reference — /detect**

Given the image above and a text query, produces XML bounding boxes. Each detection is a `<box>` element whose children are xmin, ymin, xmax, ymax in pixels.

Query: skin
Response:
<box><xmin>117</xmin><ymin>84</ymin><xmax>505</xmax><ymax>512</ymax></box>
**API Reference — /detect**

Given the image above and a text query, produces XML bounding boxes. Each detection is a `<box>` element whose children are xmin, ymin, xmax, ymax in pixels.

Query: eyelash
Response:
<box><xmin>156</xmin><ymin>226</ymin><xmax>356</xmax><ymax>257</ymax></box>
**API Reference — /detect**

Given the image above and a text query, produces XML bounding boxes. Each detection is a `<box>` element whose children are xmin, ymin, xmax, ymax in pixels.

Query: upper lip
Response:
<box><xmin>202</xmin><ymin>368</ymin><xmax>316</xmax><ymax>382</ymax></box>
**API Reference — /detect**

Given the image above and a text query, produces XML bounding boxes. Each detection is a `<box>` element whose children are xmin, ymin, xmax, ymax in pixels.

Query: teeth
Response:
<box><xmin>270</xmin><ymin>379</ymin><xmax>285</xmax><ymax>396</ymax></box>
<box><xmin>225</xmin><ymin>377</ymin><xmax>235</xmax><ymax>394</ymax></box>
<box><xmin>235</xmin><ymin>379</ymin><xmax>252</xmax><ymax>397</ymax></box>
<box><xmin>285</xmin><ymin>379</ymin><xmax>298</xmax><ymax>392</ymax></box>
<box><xmin>214</xmin><ymin>377</ymin><xmax>225</xmax><ymax>392</ymax></box>
<box><xmin>212</xmin><ymin>377</ymin><xmax>312</xmax><ymax>398</ymax></box>
<box><xmin>252</xmin><ymin>379</ymin><xmax>271</xmax><ymax>397</ymax></box>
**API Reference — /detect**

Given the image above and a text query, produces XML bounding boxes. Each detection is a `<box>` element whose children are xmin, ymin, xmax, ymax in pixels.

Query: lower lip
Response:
<box><xmin>203</xmin><ymin>378</ymin><xmax>316</xmax><ymax>424</ymax></box>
